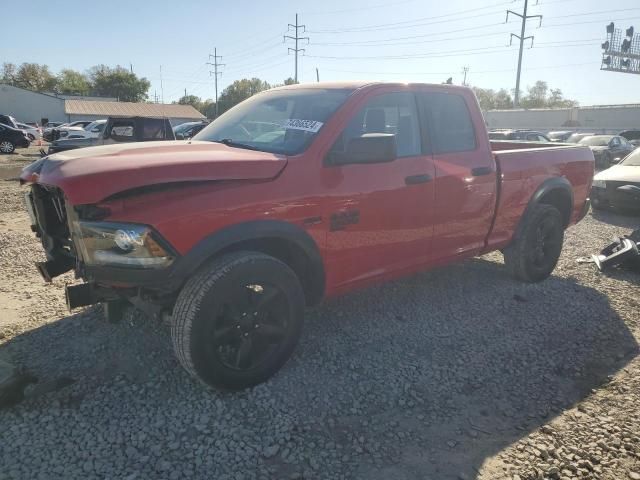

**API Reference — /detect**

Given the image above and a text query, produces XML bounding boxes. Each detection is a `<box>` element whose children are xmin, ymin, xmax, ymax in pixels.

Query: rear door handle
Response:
<box><xmin>405</xmin><ymin>174</ymin><xmax>433</xmax><ymax>185</ymax></box>
<box><xmin>471</xmin><ymin>166</ymin><xmax>494</xmax><ymax>176</ymax></box>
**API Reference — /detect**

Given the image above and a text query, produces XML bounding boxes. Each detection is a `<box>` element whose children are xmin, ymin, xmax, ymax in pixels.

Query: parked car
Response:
<box><xmin>488</xmin><ymin>129</ymin><xmax>551</xmax><ymax>142</ymax></box>
<box><xmin>0</xmin><ymin>114</ymin><xmax>19</xmax><ymax>129</ymax></box>
<box><xmin>61</xmin><ymin>119</ymin><xmax>107</xmax><ymax>140</ymax></box>
<box><xmin>47</xmin><ymin>116</ymin><xmax>175</xmax><ymax>153</ymax></box>
<box><xmin>577</xmin><ymin>135</ymin><xmax>635</xmax><ymax>168</ymax></box>
<box><xmin>21</xmin><ymin>82</ymin><xmax>594</xmax><ymax>390</ymax></box>
<box><xmin>618</xmin><ymin>129</ymin><xmax>640</xmax><ymax>148</ymax></box>
<box><xmin>547</xmin><ymin>130</ymin><xmax>574</xmax><ymax>142</ymax></box>
<box><xmin>43</xmin><ymin>120</ymin><xmax>95</xmax><ymax>141</ymax></box>
<box><xmin>44</xmin><ymin>121</ymin><xmax>64</xmax><ymax>128</ymax></box>
<box><xmin>173</xmin><ymin>121</ymin><xmax>208</xmax><ymax>139</ymax></box>
<box><xmin>566</xmin><ymin>132</ymin><xmax>595</xmax><ymax>144</ymax></box>
<box><xmin>16</xmin><ymin>122</ymin><xmax>41</xmax><ymax>141</ymax></box>
<box><xmin>591</xmin><ymin>147</ymin><xmax>640</xmax><ymax>211</ymax></box>
<box><xmin>0</xmin><ymin>124</ymin><xmax>30</xmax><ymax>153</ymax></box>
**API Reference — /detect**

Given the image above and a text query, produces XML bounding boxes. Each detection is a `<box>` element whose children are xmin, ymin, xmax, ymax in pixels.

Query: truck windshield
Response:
<box><xmin>194</xmin><ymin>88</ymin><xmax>354</xmax><ymax>155</ymax></box>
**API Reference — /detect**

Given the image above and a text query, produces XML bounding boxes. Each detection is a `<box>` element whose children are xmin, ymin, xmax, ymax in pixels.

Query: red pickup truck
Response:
<box><xmin>21</xmin><ymin>82</ymin><xmax>594</xmax><ymax>390</ymax></box>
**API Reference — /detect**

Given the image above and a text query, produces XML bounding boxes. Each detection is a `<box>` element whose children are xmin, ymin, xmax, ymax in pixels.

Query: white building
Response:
<box><xmin>0</xmin><ymin>84</ymin><xmax>205</xmax><ymax>126</ymax></box>
<box><xmin>483</xmin><ymin>104</ymin><xmax>640</xmax><ymax>133</ymax></box>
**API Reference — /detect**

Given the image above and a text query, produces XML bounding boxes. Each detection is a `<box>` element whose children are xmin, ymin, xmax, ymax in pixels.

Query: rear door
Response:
<box><xmin>416</xmin><ymin>89</ymin><xmax>497</xmax><ymax>261</ymax></box>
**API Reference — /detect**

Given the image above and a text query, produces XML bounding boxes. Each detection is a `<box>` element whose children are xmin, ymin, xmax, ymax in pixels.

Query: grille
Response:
<box><xmin>30</xmin><ymin>184</ymin><xmax>74</xmax><ymax>257</ymax></box>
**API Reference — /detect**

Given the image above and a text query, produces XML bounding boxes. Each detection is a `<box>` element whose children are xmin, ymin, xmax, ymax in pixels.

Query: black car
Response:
<box><xmin>0</xmin><ymin>124</ymin><xmax>30</xmax><ymax>153</ymax></box>
<box><xmin>0</xmin><ymin>114</ymin><xmax>19</xmax><ymax>129</ymax></box>
<box><xmin>591</xmin><ymin>148</ymin><xmax>640</xmax><ymax>211</ymax></box>
<box><xmin>619</xmin><ymin>129</ymin><xmax>640</xmax><ymax>147</ymax></box>
<box><xmin>173</xmin><ymin>121</ymin><xmax>208</xmax><ymax>139</ymax></box>
<box><xmin>488</xmin><ymin>129</ymin><xmax>551</xmax><ymax>142</ymax></box>
<box><xmin>577</xmin><ymin>135</ymin><xmax>635</xmax><ymax>168</ymax></box>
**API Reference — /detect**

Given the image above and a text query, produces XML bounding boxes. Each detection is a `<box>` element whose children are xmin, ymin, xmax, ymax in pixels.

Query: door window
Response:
<box><xmin>417</xmin><ymin>92</ymin><xmax>476</xmax><ymax>154</ymax></box>
<box><xmin>330</xmin><ymin>92</ymin><xmax>421</xmax><ymax>159</ymax></box>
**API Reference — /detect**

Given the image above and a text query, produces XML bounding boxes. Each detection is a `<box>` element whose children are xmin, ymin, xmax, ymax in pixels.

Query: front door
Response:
<box><xmin>322</xmin><ymin>90</ymin><xmax>436</xmax><ymax>291</ymax></box>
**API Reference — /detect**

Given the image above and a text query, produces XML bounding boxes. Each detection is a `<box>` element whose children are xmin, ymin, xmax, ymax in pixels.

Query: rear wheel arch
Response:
<box><xmin>526</xmin><ymin>177</ymin><xmax>574</xmax><ymax>228</ymax></box>
<box><xmin>172</xmin><ymin>220</ymin><xmax>326</xmax><ymax>306</ymax></box>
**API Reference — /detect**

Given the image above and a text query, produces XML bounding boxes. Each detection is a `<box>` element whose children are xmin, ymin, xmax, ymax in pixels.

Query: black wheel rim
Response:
<box><xmin>210</xmin><ymin>284</ymin><xmax>289</xmax><ymax>371</ymax></box>
<box><xmin>532</xmin><ymin>217</ymin><xmax>561</xmax><ymax>268</ymax></box>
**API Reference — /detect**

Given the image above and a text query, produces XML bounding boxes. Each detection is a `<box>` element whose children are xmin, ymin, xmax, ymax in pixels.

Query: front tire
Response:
<box><xmin>171</xmin><ymin>252</ymin><xmax>305</xmax><ymax>390</ymax></box>
<box><xmin>504</xmin><ymin>204</ymin><xmax>564</xmax><ymax>283</ymax></box>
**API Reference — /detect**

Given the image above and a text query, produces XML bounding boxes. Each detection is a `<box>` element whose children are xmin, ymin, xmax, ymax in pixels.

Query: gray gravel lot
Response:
<box><xmin>0</xmin><ymin>158</ymin><xmax>639</xmax><ymax>479</ymax></box>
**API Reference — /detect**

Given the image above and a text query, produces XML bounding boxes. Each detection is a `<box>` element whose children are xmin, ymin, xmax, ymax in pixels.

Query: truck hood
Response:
<box><xmin>21</xmin><ymin>140</ymin><xmax>288</xmax><ymax>204</ymax></box>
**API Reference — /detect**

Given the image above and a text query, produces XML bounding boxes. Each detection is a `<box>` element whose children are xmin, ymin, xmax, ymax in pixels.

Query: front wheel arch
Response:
<box><xmin>170</xmin><ymin>220</ymin><xmax>326</xmax><ymax>306</ymax></box>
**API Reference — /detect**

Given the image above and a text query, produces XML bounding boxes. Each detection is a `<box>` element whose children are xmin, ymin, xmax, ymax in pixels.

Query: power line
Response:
<box><xmin>307</xmin><ymin>1</ymin><xmax>512</xmax><ymax>33</ymax></box>
<box><xmin>284</xmin><ymin>13</ymin><xmax>309</xmax><ymax>83</ymax></box>
<box><xmin>206</xmin><ymin>48</ymin><xmax>225</xmax><ymax>118</ymax></box>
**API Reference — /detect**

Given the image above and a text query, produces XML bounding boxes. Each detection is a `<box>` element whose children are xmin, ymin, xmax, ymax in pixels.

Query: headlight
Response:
<box><xmin>592</xmin><ymin>179</ymin><xmax>606</xmax><ymax>188</ymax></box>
<box><xmin>72</xmin><ymin>221</ymin><xmax>175</xmax><ymax>268</ymax></box>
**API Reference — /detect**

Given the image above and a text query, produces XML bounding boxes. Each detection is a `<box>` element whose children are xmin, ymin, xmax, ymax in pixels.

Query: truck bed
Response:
<box><xmin>485</xmin><ymin>141</ymin><xmax>594</xmax><ymax>251</ymax></box>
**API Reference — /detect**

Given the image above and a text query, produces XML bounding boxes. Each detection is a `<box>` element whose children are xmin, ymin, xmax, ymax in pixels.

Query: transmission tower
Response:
<box><xmin>284</xmin><ymin>14</ymin><xmax>309</xmax><ymax>83</ymax></box>
<box><xmin>506</xmin><ymin>0</ymin><xmax>542</xmax><ymax>107</ymax></box>
<box><xmin>206</xmin><ymin>48</ymin><xmax>225</xmax><ymax>118</ymax></box>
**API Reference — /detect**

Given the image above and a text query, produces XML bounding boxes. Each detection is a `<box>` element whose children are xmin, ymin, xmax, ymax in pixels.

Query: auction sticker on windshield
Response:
<box><xmin>282</xmin><ymin>119</ymin><xmax>323</xmax><ymax>133</ymax></box>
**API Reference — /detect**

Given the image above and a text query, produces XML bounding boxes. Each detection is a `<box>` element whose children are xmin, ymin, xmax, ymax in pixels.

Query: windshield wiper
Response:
<box><xmin>212</xmin><ymin>138</ymin><xmax>261</xmax><ymax>151</ymax></box>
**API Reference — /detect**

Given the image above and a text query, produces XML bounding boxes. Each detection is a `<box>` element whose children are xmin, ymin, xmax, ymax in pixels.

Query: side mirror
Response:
<box><xmin>175</xmin><ymin>132</ymin><xmax>185</xmax><ymax>140</ymax></box>
<box><xmin>328</xmin><ymin>133</ymin><xmax>397</xmax><ymax>165</ymax></box>
<box><xmin>91</xmin><ymin>127</ymin><xmax>101</xmax><ymax>132</ymax></box>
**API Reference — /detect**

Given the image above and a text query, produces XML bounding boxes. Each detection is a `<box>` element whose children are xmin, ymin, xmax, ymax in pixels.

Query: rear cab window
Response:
<box><xmin>417</xmin><ymin>92</ymin><xmax>477</xmax><ymax>154</ymax></box>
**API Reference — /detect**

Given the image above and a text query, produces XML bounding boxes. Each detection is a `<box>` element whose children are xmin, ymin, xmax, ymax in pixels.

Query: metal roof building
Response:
<box><xmin>0</xmin><ymin>83</ymin><xmax>204</xmax><ymax>126</ymax></box>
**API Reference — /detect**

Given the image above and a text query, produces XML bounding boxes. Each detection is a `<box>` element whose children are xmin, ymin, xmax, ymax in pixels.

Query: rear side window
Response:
<box><xmin>143</xmin><ymin>119</ymin><xmax>168</xmax><ymax>140</ymax></box>
<box><xmin>418</xmin><ymin>92</ymin><xmax>476</xmax><ymax>154</ymax></box>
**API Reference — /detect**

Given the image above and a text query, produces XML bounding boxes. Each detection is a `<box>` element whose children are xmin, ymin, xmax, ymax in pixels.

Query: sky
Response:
<box><xmin>3</xmin><ymin>0</ymin><xmax>640</xmax><ymax>106</ymax></box>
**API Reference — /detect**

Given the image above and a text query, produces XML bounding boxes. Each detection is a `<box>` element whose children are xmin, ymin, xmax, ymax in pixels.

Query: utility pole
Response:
<box><xmin>316</xmin><ymin>67</ymin><xmax>320</xmax><ymax>83</ymax></box>
<box><xmin>159</xmin><ymin>65</ymin><xmax>164</xmax><ymax>104</ymax></box>
<box><xmin>506</xmin><ymin>0</ymin><xmax>542</xmax><ymax>107</ymax></box>
<box><xmin>207</xmin><ymin>48</ymin><xmax>225</xmax><ymax>118</ymax></box>
<box><xmin>462</xmin><ymin>66</ymin><xmax>469</xmax><ymax>86</ymax></box>
<box><xmin>284</xmin><ymin>14</ymin><xmax>309</xmax><ymax>83</ymax></box>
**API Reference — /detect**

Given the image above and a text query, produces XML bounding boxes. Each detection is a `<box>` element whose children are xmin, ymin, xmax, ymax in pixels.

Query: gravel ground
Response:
<box><xmin>0</xmin><ymin>158</ymin><xmax>639</xmax><ymax>479</ymax></box>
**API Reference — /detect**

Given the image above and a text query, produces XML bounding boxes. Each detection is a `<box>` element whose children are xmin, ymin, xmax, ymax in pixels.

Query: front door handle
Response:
<box><xmin>471</xmin><ymin>166</ymin><xmax>494</xmax><ymax>176</ymax></box>
<box><xmin>405</xmin><ymin>174</ymin><xmax>433</xmax><ymax>185</ymax></box>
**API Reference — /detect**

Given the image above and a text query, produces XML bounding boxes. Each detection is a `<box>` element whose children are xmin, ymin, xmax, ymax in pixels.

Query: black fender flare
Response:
<box><xmin>512</xmin><ymin>176</ymin><xmax>574</xmax><ymax>242</ymax></box>
<box><xmin>170</xmin><ymin>220</ymin><xmax>326</xmax><ymax>304</ymax></box>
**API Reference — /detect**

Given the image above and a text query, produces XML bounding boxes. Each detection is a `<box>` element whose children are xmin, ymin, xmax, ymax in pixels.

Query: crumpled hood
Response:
<box><xmin>21</xmin><ymin>140</ymin><xmax>287</xmax><ymax>204</ymax></box>
<box><xmin>594</xmin><ymin>164</ymin><xmax>640</xmax><ymax>183</ymax></box>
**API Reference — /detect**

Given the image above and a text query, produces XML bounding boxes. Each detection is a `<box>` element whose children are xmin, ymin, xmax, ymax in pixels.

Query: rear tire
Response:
<box><xmin>504</xmin><ymin>204</ymin><xmax>564</xmax><ymax>283</ymax></box>
<box><xmin>171</xmin><ymin>251</ymin><xmax>305</xmax><ymax>390</ymax></box>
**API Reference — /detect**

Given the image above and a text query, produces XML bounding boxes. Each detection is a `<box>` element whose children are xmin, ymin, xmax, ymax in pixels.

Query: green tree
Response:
<box><xmin>177</xmin><ymin>94</ymin><xmax>202</xmax><ymax>109</ymax></box>
<box><xmin>1</xmin><ymin>63</ymin><xmax>17</xmax><ymax>85</ymax></box>
<box><xmin>520</xmin><ymin>81</ymin><xmax>577</xmax><ymax>109</ymax></box>
<box><xmin>56</xmin><ymin>69</ymin><xmax>91</xmax><ymax>95</ymax></box>
<box><xmin>89</xmin><ymin>65</ymin><xmax>150</xmax><ymax>102</ymax></box>
<box><xmin>217</xmin><ymin>78</ymin><xmax>271</xmax><ymax>115</ymax></box>
<box><xmin>11</xmin><ymin>63</ymin><xmax>57</xmax><ymax>91</ymax></box>
<box><xmin>472</xmin><ymin>87</ymin><xmax>513</xmax><ymax>110</ymax></box>
<box><xmin>283</xmin><ymin>77</ymin><xmax>296</xmax><ymax>85</ymax></box>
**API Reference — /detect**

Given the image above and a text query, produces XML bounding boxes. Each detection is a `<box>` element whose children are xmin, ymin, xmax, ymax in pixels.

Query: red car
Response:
<box><xmin>20</xmin><ymin>82</ymin><xmax>594</xmax><ymax>390</ymax></box>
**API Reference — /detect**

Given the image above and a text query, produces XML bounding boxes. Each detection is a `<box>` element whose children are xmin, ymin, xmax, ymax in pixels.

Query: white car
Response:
<box><xmin>63</xmin><ymin>119</ymin><xmax>107</xmax><ymax>139</ymax></box>
<box><xmin>16</xmin><ymin>122</ymin><xmax>41</xmax><ymax>141</ymax></box>
<box><xmin>56</xmin><ymin>120</ymin><xmax>96</xmax><ymax>139</ymax></box>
